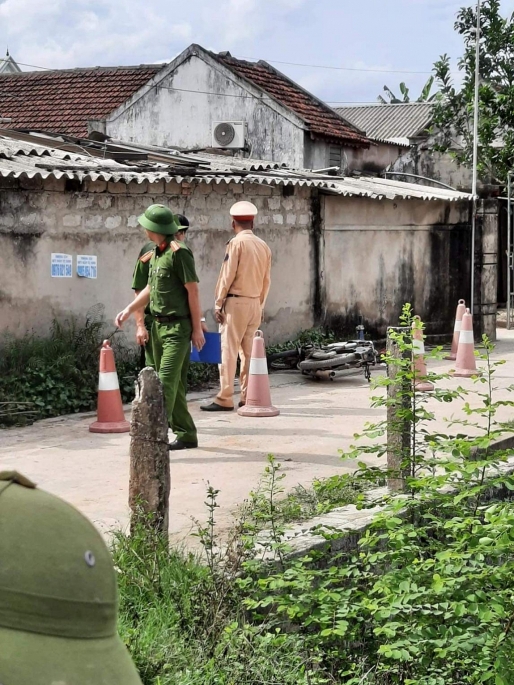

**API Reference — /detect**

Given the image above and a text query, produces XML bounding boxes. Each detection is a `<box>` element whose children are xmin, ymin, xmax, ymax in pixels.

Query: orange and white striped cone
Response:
<box><xmin>412</xmin><ymin>316</ymin><xmax>434</xmax><ymax>392</ymax></box>
<box><xmin>238</xmin><ymin>330</ymin><xmax>280</xmax><ymax>418</ymax></box>
<box><xmin>452</xmin><ymin>308</ymin><xmax>480</xmax><ymax>378</ymax></box>
<box><xmin>89</xmin><ymin>340</ymin><xmax>130</xmax><ymax>433</ymax></box>
<box><xmin>446</xmin><ymin>299</ymin><xmax>466</xmax><ymax>360</ymax></box>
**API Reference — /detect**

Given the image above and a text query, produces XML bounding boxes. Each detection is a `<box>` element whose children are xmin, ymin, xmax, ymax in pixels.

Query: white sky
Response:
<box><xmin>1</xmin><ymin>0</ymin><xmax>514</xmax><ymax>105</ymax></box>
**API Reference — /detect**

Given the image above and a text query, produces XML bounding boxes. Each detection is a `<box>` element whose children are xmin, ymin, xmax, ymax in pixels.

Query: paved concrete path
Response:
<box><xmin>1</xmin><ymin>329</ymin><xmax>513</xmax><ymax>543</ymax></box>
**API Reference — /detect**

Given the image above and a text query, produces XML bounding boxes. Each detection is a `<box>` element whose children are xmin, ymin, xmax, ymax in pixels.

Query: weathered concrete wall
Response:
<box><xmin>322</xmin><ymin>195</ymin><xmax>471</xmax><ymax>337</ymax></box>
<box><xmin>104</xmin><ymin>53</ymin><xmax>307</xmax><ymax>169</ymax></box>
<box><xmin>389</xmin><ymin>140</ymin><xmax>473</xmax><ymax>192</ymax></box>
<box><xmin>346</xmin><ymin>142</ymin><xmax>405</xmax><ymax>175</ymax></box>
<box><xmin>0</xmin><ymin>177</ymin><xmax>313</xmax><ymax>344</ymax></box>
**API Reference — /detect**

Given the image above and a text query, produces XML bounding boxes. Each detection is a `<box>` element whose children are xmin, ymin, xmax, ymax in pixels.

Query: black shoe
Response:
<box><xmin>200</xmin><ymin>403</ymin><xmax>234</xmax><ymax>412</ymax></box>
<box><xmin>238</xmin><ymin>401</ymin><xmax>246</xmax><ymax>408</ymax></box>
<box><xmin>168</xmin><ymin>440</ymin><xmax>198</xmax><ymax>451</ymax></box>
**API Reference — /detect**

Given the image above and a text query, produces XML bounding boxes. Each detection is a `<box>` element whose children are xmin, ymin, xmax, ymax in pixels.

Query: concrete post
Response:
<box><xmin>386</xmin><ymin>327</ymin><xmax>411</xmax><ymax>492</ymax></box>
<box><xmin>475</xmin><ymin>199</ymin><xmax>498</xmax><ymax>341</ymax></box>
<box><xmin>129</xmin><ymin>367</ymin><xmax>170</xmax><ymax>534</ymax></box>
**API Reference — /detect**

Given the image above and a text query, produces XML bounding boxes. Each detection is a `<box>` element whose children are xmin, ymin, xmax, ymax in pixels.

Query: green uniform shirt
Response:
<box><xmin>149</xmin><ymin>239</ymin><xmax>199</xmax><ymax>318</ymax></box>
<box><xmin>132</xmin><ymin>241</ymin><xmax>155</xmax><ymax>318</ymax></box>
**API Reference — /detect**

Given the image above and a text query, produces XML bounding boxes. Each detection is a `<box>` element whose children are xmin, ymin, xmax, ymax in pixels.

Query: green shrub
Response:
<box><xmin>0</xmin><ymin>306</ymin><xmax>220</xmax><ymax>426</ymax></box>
<box><xmin>241</xmin><ymin>305</ymin><xmax>514</xmax><ymax>684</ymax></box>
<box><xmin>112</xmin><ymin>517</ymin><xmax>314</xmax><ymax>685</ymax></box>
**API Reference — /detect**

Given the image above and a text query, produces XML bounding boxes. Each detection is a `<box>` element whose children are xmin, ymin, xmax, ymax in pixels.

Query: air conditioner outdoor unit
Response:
<box><xmin>212</xmin><ymin>121</ymin><xmax>246</xmax><ymax>149</ymax></box>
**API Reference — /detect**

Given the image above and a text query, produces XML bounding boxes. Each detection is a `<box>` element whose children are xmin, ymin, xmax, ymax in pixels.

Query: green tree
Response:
<box><xmin>433</xmin><ymin>0</ymin><xmax>514</xmax><ymax>184</ymax></box>
<box><xmin>377</xmin><ymin>76</ymin><xmax>437</xmax><ymax>104</ymax></box>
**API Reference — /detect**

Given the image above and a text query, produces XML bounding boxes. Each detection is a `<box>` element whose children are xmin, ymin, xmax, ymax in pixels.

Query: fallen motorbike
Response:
<box><xmin>267</xmin><ymin>340</ymin><xmax>378</xmax><ymax>382</ymax></box>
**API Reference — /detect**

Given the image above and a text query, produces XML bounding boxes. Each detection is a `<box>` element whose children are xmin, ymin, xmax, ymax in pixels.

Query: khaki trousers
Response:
<box><xmin>216</xmin><ymin>297</ymin><xmax>262</xmax><ymax>408</ymax></box>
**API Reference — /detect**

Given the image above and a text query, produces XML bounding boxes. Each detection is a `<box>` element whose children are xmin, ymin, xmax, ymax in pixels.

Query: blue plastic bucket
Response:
<box><xmin>190</xmin><ymin>332</ymin><xmax>222</xmax><ymax>364</ymax></box>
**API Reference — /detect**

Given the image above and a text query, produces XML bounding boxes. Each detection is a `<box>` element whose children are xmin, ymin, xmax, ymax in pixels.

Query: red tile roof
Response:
<box><xmin>0</xmin><ymin>65</ymin><xmax>163</xmax><ymax>137</ymax></box>
<box><xmin>214</xmin><ymin>52</ymin><xmax>370</xmax><ymax>148</ymax></box>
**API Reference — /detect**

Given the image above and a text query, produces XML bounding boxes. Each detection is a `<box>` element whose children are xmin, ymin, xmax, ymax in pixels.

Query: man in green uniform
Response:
<box><xmin>131</xmin><ymin>214</ymin><xmax>191</xmax><ymax>369</ymax></box>
<box><xmin>116</xmin><ymin>205</ymin><xmax>205</xmax><ymax>451</ymax></box>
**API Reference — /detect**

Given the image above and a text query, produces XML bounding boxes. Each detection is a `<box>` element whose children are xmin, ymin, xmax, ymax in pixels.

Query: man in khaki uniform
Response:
<box><xmin>201</xmin><ymin>201</ymin><xmax>271</xmax><ymax>412</ymax></box>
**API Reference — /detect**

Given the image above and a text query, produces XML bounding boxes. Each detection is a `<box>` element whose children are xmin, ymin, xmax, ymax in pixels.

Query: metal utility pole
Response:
<box><xmin>470</xmin><ymin>0</ymin><xmax>481</xmax><ymax>317</ymax></box>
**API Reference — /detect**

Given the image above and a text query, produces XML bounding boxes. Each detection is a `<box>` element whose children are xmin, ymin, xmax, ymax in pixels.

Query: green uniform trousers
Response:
<box><xmin>151</xmin><ymin>319</ymin><xmax>197</xmax><ymax>445</ymax></box>
<box><xmin>141</xmin><ymin>314</ymin><xmax>155</xmax><ymax>369</ymax></box>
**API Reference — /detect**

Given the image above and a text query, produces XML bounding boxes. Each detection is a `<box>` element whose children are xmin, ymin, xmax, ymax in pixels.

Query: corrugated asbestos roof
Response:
<box><xmin>335</xmin><ymin>102</ymin><xmax>434</xmax><ymax>146</ymax></box>
<box><xmin>0</xmin><ymin>132</ymin><xmax>470</xmax><ymax>202</ymax></box>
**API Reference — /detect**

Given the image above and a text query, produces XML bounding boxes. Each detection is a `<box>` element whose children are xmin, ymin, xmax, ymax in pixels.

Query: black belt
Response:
<box><xmin>153</xmin><ymin>314</ymin><xmax>190</xmax><ymax>323</ymax></box>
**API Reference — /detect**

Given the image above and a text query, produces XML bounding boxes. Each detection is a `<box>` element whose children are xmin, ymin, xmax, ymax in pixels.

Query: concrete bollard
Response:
<box><xmin>129</xmin><ymin>367</ymin><xmax>170</xmax><ymax>534</ymax></box>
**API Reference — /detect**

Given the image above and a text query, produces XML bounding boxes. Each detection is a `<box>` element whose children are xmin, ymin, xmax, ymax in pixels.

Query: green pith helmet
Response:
<box><xmin>0</xmin><ymin>471</ymin><xmax>142</xmax><ymax>685</ymax></box>
<box><xmin>137</xmin><ymin>204</ymin><xmax>180</xmax><ymax>235</ymax></box>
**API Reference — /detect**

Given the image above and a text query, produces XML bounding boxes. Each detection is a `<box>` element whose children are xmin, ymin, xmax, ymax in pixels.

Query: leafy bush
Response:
<box><xmin>0</xmin><ymin>306</ymin><xmax>219</xmax><ymax>427</ymax></box>
<box><xmin>240</xmin><ymin>305</ymin><xmax>514</xmax><ymax>684</ymax></box>
<box><xmin>0</xmin><ymin>306</ymin><xmax>135</xmax><ymax>426</ymax></box>
<box><xmin>112</xmin><ymin>514</ymin><xmax>315</xmax><ymax>685</ymax></box>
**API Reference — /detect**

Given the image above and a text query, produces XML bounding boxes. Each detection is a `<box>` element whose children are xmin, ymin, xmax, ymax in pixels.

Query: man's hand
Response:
<box><xmin>115</xmin><ymin>308</ymin><xmax>131</xmax><ymax>328</ymax></box>
<box><xmin>192</xmin><ymin>328</ymin><xmax>206</xmax><ymax>351</ymax></box>
<box><xmin>215</xmin><ymin>309</ymin><xmax>225</xmax><ymax>325</ymax></box>
<box><xmin>201</xmin><ymin>321</ymin><xmax>209</xmax><ymax>333</ymax></box>
<box><xmin>136</xmin><ymin>324</ymin><xmax>149</xmax><ymax>345</ymax></box>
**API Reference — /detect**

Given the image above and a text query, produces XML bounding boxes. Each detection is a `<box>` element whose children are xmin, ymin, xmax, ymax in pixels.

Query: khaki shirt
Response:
<box><xmin>215</xmin><ymin>230</ymin><xmax>272</xmax><ymax>310</ymax></box>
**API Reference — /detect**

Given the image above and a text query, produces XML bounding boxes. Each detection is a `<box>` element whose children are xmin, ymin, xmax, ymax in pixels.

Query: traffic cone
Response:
<box><xmin>89</xmin><ymin>340</ymin><xmax>130</xmax><ymax>433</ymax></box>
<box><xmin>446</xmin><ymin>299</ymin><xmax>466</xmax><ymax>360</ymax></box>
<box><xmin>452</xmin><ymin>308</ymin><xmax>480</xmax><ymax>378</ymax></box>
<box><xmin>412</xmin><ymin>316</ymin><xmax>434</xmax><ymax>392</ymax></box>
<box><xmin>238</xmin><ymin>330</ymin><xmax>280</xmax><ymax>417</ymax></box>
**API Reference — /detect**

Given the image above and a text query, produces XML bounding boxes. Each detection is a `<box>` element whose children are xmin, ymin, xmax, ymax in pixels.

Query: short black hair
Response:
<box><xmin>176</xmin><ymin>214</ymin><xmax>189</xmax><ymax>231</ymax></box>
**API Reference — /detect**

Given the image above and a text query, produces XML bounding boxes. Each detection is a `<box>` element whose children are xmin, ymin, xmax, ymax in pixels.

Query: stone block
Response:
<box><xmin>282</xmin><ymin>197</ymin><xmax>294</xmax><ymax>211</ymax></box>
<box><xmin>148</xmin><ymin>180</ymin><xmax>165</xmax><ymax>195</ymax></box>
<box><xmin>165</xmin><ymin>180</ymin><xmax>181</xmax><ymax>195</ymax></box>
<box><xmin>273</xmin><ymin>214</ymin><xmax>284</xmax><ymax>225</ymax></box>
<box><xmin>190</xmin><ymin>195</ymin><xmax>206</xmax><ymax>210</ymax></box>
<box><xmin>127</xmin><ymin>215</ymin><xmax>139</xmax><ymax>228</ymax></box>
<box><xmin>128</xmin><ymin>181</ymin><xmax>148</xmax><ymax>194</ymax></box>
<box><xmin>181</xmin><ymin>182</ymin><xmax>192</xmax><ymax>196</ymax></box>
<box><xmin>267</xmin><ymin>197</ymin><xmax>281</xmax><ymax>211</ymax></box>
<box><xmin>43</xmin><ymin>177</ymin><xmax>66</xmax><ymax>192</ymax></box>
<box><xmin>198</xmin><ymin>183</ymin><xmax>212</xmax><ymax>195</ymax></box>
<box><xmin>257</xmin><ymin>184</ymin><xmax>272</xmax><ymax>195</ymax></box>
<box><xmin>62</xmin><ymin>214</ymin><xmax>82</xmax><ymax>227</ymax></box>
<box><xmin>19</xmin><ymin>176</ymin><xmax>43</xmax><ymax>191</ymax></box>
<box><xmin>256</xmin><ymin>215</ymin><xmax>270</xmax><ymax>225</ymax></box>
<box><xmin>85</xmin><ymin>180</ymin><xmax>107</xmax><ymax>193</ymax></box>
<box><xmin>76</xmin><ymin>195</ymin><xmax>95</xmax><ymax>209</ymax></box>
<box><xmin>213</xmin><ymin>182</ymin><xmax>229</xmax><ymax>194</ymax></box>
<box><xmin>231</xmin><ymin>183</ymin><xmax>243</xmax><ymax>194</ymax></box>
<box><xmin>85</xmin><ymin>215</ymin><xmax>103</xmax><ymax>229</ymax></box>
<box><xmin>28</xmin><ymin>193</ymin><xmax>48</xmax><ymax>210</ymax></box>
<box><xmin>98</xmin><ymin>195</ymin><xmax>114</xmax><ymax>210</ymax></box>
<box><xmin>206</xmin><ymin>194</ymin><xmax>222</xmax><ymax>210</ymax></box>
<box><xmin>20</xmin><ymin>212</ymin><xmax>40</xmax><ymax>227</ymax></box>
<box><xmin>117</xmin><ymin>196</ymin><xmax>135</xmax><ymax>211</ymax></box>
<box><xmin>286</xmin><ymin>214</ymin><xmax>297</xmax><ymax>226</ymax></box>
<box><xmin>105</xmin><ymin>215</ymin><xmax>122</xmax><ymax>229</ymax></box>
<box><xmin>0</xmin><ymin>212</ymin><xmax>15</xmax><ymax>228</ymax></box>
<box><xmin>196</xmin><ymin>214</ymin><xmax>210</xmax><ymax>226</ymax></box>
<box><xmin>299</xmin><ymin>214</ymin><xmax>310</xmax><ymax>226</ymax></box>
<box><xmin>107</xmin><ymin>182</ymin><xmax>127</xmax><ymax>194</ymax></box>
